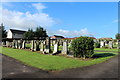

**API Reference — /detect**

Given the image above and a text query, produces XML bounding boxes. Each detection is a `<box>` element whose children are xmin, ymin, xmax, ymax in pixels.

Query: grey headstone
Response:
<box><xmin>45</xmin><ymin>37</ymin><xmax>51</xmax><ymax>53</ymax></box>
<box><xmin>100</xmin><ymin>41</ymin><xmax>105</xmax><ymax>48</ymax></box>
<box><xmin>40</xmin><ymin>42</ymin><xmax>44</xmax><ymax>51</ymax></box>
<box><xmin>12</xmin><ymin>40</ymin><xmax>16</xmax><ymax>48</ymax></box>
<box><xmin>31</xmin><ymin>40</ymin><xmax>34</xmax><ymax>51</ymax></box>
<box><xmin>22</xmin><ymin>40</ymin><xmax>26</xmax><ymax>49</ymax></box>
<box><xmin>109</xmin><ymin>41</ymin><xmax>113</xmax><ymax>49</ymax></box>
<box><xmin>62</xmin><ymin>41</ymin><xmax>68</xmax><ymax>54</ymax></box>
<box><xmin>15</xmin><ymin>41</ymin><xmax>18</xmax><ymax>48</ymax></box>
<box><xmin>53</xmin><ymin>42</ymin><xmax>58</xmax><ymax>53</ymax></box>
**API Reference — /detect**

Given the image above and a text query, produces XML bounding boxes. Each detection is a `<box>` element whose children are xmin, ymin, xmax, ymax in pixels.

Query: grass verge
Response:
<box><xmin>1</xmin><ymin>47</ymin><xmax>118</xmax><ymax>71</ymax></box>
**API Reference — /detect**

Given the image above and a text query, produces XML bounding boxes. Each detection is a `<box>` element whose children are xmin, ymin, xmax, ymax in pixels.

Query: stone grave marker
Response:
<box><xmin>62</xmin><ymin>41</ymin><xmax>68</xmax><ymax>54</ymax></box>
<box><xmin>45</xmin><ymin>37</ymin><xmax>51</xmax><ymax>53</ymax></box>
<box><xmin>109</xmin><ymin>41</ymin><xmax>113</xmax><ymax>49</ymax></box>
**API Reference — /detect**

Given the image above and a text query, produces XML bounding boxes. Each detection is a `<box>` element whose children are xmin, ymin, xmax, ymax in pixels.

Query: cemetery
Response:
<box><xmin>1</xmin><ymin>36</ymin><xmax>119</xmax><ymax>71</ymax></box>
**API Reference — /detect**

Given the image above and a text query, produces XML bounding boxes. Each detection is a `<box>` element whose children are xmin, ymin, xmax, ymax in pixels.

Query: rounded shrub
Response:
<box><xmin>71</xmin><ymin>36</ymin><xmax>94</xmax><ymax>58</ymax></box>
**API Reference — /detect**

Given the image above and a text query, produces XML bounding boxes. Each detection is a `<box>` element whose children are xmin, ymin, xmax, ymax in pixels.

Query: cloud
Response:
<box><xmin>0</xmin><ymin>3</ymin><xmax>56</xmax><ymax>30</ymax></box>
<box><xmin>48</xmin><ymin>28</ymin><xmax>94</xmax><ymax>37</ymax></box>
<box><xmin>32</xmin><ymin>3</ymin><xmax>46</xmax><ymax>12</ymax></box>
<box><xmin>112</xmin><ymin>19</ymin><xmax>119</xmax><ymax>23</ymax></box>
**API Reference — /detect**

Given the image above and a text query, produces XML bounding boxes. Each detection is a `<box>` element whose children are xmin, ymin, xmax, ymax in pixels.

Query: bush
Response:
<box><xmin>71</xmin><ymin>36</ymin><xmax>94</xmax><ymax>58</ymax></box>
<box><xmin>94</xmin><ymin>42</ymin><xmax>100</xmax><ymax>48</ymax></box>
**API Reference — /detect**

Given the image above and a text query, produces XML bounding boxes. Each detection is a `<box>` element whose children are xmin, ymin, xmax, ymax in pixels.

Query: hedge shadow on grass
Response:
<box><xmin>92</xmin><ymin>53</ymin><xmax>115</xmax><ymax>58</ymax></box>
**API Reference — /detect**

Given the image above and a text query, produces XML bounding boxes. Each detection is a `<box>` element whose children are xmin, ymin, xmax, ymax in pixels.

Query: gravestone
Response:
<box><xmin>40</xmin><ymin>41</ymin><xmax>44</xmax><ymax>51</ymax></box>
<box><xmin>18</xmin><ymin>40</ymin><xmax>22</xmax><ymax>49</ymax></box>
<box><xmin>62</xmin><ymin>41</ymin><xmax>68</xmax><ymax>54</ymax></box>
<box><xmin>15</xmin><ymin>40</ymin><xmax>18</xmax><ymax>48</ymax></box>
<box><xmin>109</xmin><ymin>41</ymin><xmax>113</xmax><ymax>49</ymax></box>
<box><xmin>12</xmin><ymin>40</ymin><xmax>16</xmax><ymax>48</ymax></box>
<box><xmin>34</xmin><ymin>40</ymin><xmax>40</xmax><ymax>51</ymax></box>
<box><xmin>45</xmin><ymin>37</ymin><xmax>51</xmax><ymax>53</ymax></box>
<box><xmin>53</xmin><ymin>42</ymin><xmax>58</xmax><ymax>53</ymax></box>
<box><xmin>34</xmin><ymin>40</ymin><xmax>37</xmax><ymax>51</ymax></box>
<box><xmin>116</xmin><ymin>40</ymin><xmax>118</xmax><ymax>45</ymax></box>
<box><xmin>22</xmin><ymin>40</ymin><xmax>26</xmax><ymax>49</ymax></box>
<box><xmin>31</xmin><ymin>40</ymin><xmax>34</xmax><ymax>51</ymax></box>
<box><xmin>100</xmin><ymin>41</ymin><xmax>105</xmax><ymax>48</ymax></box>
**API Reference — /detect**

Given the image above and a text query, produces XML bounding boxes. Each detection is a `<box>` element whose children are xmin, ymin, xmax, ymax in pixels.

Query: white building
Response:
<box><xmin>7</xmin><ymin>29</ymin><xmax>26</xmax><ymax>39</ymax></box>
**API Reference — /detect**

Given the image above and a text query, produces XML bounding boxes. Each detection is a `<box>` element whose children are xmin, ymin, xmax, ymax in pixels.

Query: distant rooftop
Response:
<box><xmin>10</xmin><ymin>29</ymin><xmax>26</xmax><ymax>34</ymax></box>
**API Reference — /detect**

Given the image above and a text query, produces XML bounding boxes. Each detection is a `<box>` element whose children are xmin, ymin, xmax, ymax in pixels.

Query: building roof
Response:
<box><xmin>53</xmin><ymin>35</ymin><xmax>64</xmax><ymax>38</ymax></box>
<box><xmin>99</xmin><ymin>37</ymin><xmax>112</xmax><ymax>40</ymax></box>
<box><xmin>10</xmin><ymin>29</ymin><xmax>26</xmax><ymax>34</ymax></box>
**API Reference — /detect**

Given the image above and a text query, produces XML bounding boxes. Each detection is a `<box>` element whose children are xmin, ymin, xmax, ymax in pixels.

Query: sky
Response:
<box><xmin>0</xmin><ymin>2</ymin><xmax>118</xmax><ymax>39</ymax></box>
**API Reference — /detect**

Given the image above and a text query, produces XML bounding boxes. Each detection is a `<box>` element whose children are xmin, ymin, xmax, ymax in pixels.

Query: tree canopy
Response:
<box><xmin>0</xmin><ymin>23</ymin><xmax>7</xmax><ymax>38</ymax></box>
<box><xmin>23</xmin><ymin>26</ymin><xmax>48</xmax><ymax>39</ymax></box>
<box><xmin>115</xmin><ymin>33</ymin><xmax>120</xmax><ymax>39</ymax></box>
<box><xmin>23</xmin><ymin>28</ymin><xmax>34</xmax><ymax>39</ymax></box>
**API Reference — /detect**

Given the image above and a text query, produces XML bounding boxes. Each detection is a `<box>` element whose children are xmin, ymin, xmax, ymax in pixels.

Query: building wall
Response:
<box><xmin>13</xmin><ymin>33</ymin><xmax>24</xmax><ymax>39</ymax></box>
<box><xmin>7</xmin><ymin>30</ymin><xmax>24</xmax><ymax>39</ymax></box>
<box><xmin>7</xmin><ymin>30</ymin><xmax>12</xmax><ymax>38</ymax></box>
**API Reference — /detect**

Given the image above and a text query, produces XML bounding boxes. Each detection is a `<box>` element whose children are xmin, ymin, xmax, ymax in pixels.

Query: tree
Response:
<box><xmin>71</xmin><ymin>36</ymin><xmax>94</xmax><ymax>58</ymax></box>
<box><xmin>34</xmin><ymin>26</ymin><xmax>48</xmax><ymax>39</ymax></box>
<box><xmin>115</xmin><ymin>33</ymin><xmax>120</xmax><ymax>39</ymax></box>
<box><xmin>23</xmin><ymin>26</ymin><xmax>48</xmax><ymax>39</ymax></box>
<box><xmin>23</xmin><ymin>28</ymin><xmax>34</xmax><ymax>39</ymax></box>
<box><xmin>0</xmin><ymin>23</ymin><xmax>7</xmax><ymax>38</ymax></box>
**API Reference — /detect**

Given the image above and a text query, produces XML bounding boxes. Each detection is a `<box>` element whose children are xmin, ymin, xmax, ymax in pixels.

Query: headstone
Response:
<box><xmin>15</xmin><ymin>40</ymin><xmax>18</xmax><ymax>48</ymax></box>
<box><xmin>40</xmin><ymin>42</ymin><xmax>44</xmax><ymax>51</ymax></box>
<box><xmin>31</xmin><ymin>40</ymin><xmax>34</xmax><ymax>51</ymax></box>
<box><xmin>109</xmin><ymin>41</ymin><xmax>113</xmax><ymax>49</ymax></box>
<box><xmin>45</xmin><ymin>37</ymin><xmax>51</xmax><ymax>53</ymax></box>
<box><xmin>18</xmin><ymin>40</ymin><xmax>22</xmax><ymax>49</ymax></box>
<box><xmin>22</xmin><ymin>40</ymin><xmax>26</xmax><ymax>49</ymax></box>
<box><xmin>100</xmin><ymin>41</ymin><xmax>105</xmax><ymax>48</ymax></box>
<box><xmin>53</xmin><ymin>42</ymin><xmax>58</xmax><ymax>53</ymax></box>
<box><xmin>12</xmin><ymin>40</ymin><xmax>16</xmax><ymax>48</ymax></box>
<box><xmin>62</xmin><ymin>41</ymin><xmax>68</xmax><ymax>54</ymax></box>
<box><xmin>116</xmin><ymin>40</ymin><xmax>118</xmax><ymax>45</ymax></box>
<box><xmin>34</xmin><ymin>40</ymin><xmax>37</xmax><ymax>51</ymax></box>
<box><xmin>34</xmin><ymin>40</ymin><xmax>40</xmax><ymax>51</ymax></box>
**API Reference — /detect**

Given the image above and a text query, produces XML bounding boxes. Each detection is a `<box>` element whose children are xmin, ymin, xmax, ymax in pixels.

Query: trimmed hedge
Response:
<box><xmin>71</xmin><ymin>36</ymin><xmax>94</xmax><ymax>58</ymax></box>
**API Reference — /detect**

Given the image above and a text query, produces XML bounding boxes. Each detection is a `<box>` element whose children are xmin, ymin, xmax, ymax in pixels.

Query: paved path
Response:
<box><xmin>2</xmin><ymin>54</ymin><xmax>119</xmax><ymax>78</ymax></box>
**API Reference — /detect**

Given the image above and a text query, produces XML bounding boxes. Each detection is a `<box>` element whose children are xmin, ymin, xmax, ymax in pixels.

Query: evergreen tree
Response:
<box><xmin>23</xmin><ymin>28</ymin><xmax>34</xmax><ymax>39</ymax></box>
<box><xmin>34</xmin><ymin>26</ymin><xmax>48</xmax><ymax>39</ymax></box>
<box><xmin>0</xmin><ymin>23</ymin><xmax>7</xmax><ymax>38</ymax></box>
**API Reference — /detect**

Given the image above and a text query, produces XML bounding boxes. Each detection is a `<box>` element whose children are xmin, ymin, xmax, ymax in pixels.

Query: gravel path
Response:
<box><xmin>2</xmin><ymin>54</ymin><xmax>119</xmax><ymax>78</ymax></box>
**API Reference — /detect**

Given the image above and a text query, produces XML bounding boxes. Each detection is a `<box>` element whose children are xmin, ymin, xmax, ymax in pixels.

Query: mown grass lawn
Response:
<box><xmin>0</xmin><ymin>47</ymin><xmax>118</xmax><ymax>71</ymax></box>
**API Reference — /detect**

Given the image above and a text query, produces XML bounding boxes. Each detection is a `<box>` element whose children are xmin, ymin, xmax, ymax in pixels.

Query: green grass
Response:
<box><xmin>25</xmin><ymin>43</ymin><xmax>31</xmax><ymax>48</ymax></box>
<box><xmin>1</xmin><ymin>47</ymin><xmax>118</xmax><ymax>71</ymax></box>
<box><xmin>94</xmin><ymin>48</ymin><xmax>118</xmax><ymax>52</ymax></box>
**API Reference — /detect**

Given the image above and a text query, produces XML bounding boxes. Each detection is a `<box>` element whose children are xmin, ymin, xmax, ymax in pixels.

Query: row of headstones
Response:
<box><xmin>100</xmin><ymin>40</ymin><xmax>120</xmax><ymax>49</ymax></box>
<box><xmin>3</xmin><ymin>38</ymin><xmax>72</xmax><ymax>55</ymax></box>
